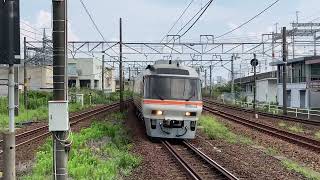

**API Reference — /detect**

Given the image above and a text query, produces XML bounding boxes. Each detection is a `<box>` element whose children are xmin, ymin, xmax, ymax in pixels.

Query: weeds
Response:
<box><xmin>198</xmin><ymin>115</ymin><xmax>253</xmax><ymax>144</ymax></box>
<box><xmin>282</xmin><ymin>159</ymin><xmax>320</xmax><ymax>180</ymax></box>
<box><xmin>278</xmin><ymin>122</ymin><xmax>287</xmax><ymax>128</ymax></box>
<box><xmin>288</xmin><ymin>125</ymin><xmax>304</xmax><ymax>133</ymax></box>
<box><xmin>23</xmin><ymin>115</ymin><xmax>140</xmax><ymax>179</ymax></box>
<box><xmin>265</xmin><ymin>147</ymin><xmax>279</xmax><ymax>156</ymax></box>
<box><xmin>315</xmin><ymin>131</ymin><xmax>320</xmax><ymax>140</ymax></box>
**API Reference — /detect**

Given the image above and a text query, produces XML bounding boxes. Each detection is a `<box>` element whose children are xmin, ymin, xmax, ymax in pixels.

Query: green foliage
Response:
<box><xmin>278</xmin><ymin>122</ymin><xmax>287</xmax><ymax>128</ymax></box>
<box><xmin>265</xmin><ymin>147</ymin><xmax>279</xmax><ymax>156</ymax></box>
<box><xmin>315</xmin><ymin>131</ymin><xmax>320</xmax><ymax>140</ymax></box>
<box><xmin>23</xmin><ymin>116</ymin><xmax>141</xmax><ymax>180</ymax></box>
<box><xmin>282</xmin><ymin>159</ymin><xmax>320</xmax><ymax>180</ymax></box>
<box><xmin>288</xmin><ymin>125</ymin><xmax>304</xmax><ymax>133</ymax></box>
<box><xmin>198</xmin><ymin>115</ymin><xmax>253</xmax><ymax>144</ymax></box>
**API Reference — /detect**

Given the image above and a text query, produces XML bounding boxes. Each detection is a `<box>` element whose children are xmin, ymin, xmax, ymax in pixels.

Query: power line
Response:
<box><xmin>179</xmin><ymin>0</ymin><xmax>214</xmax><ymax>38</ymax></box>
<box><xmin>175</xmin><ymin>0</ymin><xmax>213</xmax><ymax>38</ymax></box>
<box><xmin>79</xmin><ymin>0</ymin><xmax>119</xmax><ymax>57</ymax></box>
<box><xmin>160</xmin><ymin>0</ymin><xmax>194</xmax><ymax>43</ymax></box>
<box><xmin>216</xmin><ymin>0</ymin><xmax>280</xmax><ymax>39</ymax></box>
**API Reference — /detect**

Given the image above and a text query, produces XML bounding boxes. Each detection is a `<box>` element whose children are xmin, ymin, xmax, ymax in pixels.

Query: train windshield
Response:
<box><xmin>145</xmin><ymin>76</ymin><xmax>201</xmax><ymax>101</ymax></box>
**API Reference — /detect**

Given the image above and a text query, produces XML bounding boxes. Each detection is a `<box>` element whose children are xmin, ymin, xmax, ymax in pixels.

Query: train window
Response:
<box><xmin>146</xmin><ymin>76</ymin><xmax>201</xmax><ymax>101</ymax></box>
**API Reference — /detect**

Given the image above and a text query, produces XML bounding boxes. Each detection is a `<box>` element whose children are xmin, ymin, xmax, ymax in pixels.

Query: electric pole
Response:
<box><xmin>119</xmin><ymin>18</ymin><xmax>124</xmax><ymax>112</ymax></box>
<box><xmin>282</xmin><ymin>27</ymin><xmax>288</xmax><ymax>115</ymax></box>
<box><xmin>209</xmin><ymin>65</ymin><xmax>212</xmax><ymax>98</ymax></box>
<box><xmin>204</xmin><ymin>69</ymin><xmax>207</xmax><ymax>93</ymax></box>
<box><xmin>231</xmin><ymin>55</ymin><xmax>235</xmax><ymax>103</ymax></box>
<box><xmin>23</xmin><ymin>37</ymin><xmax>28</xmax><ymax>109</ymax></box>
<box><xmin>52</xmin><ymin>0</ymin><xmax>68</xmax><ymax>179</ymax></box>
<box><xmin>251</xmin><ymin>54</ymin><xmax>259</xmax><ymax>119</ymax></box>
<box><xmin>14</xmin><ymin>65</ymin><xmax>19</xmax><ymax>116</ymax></box>
<box><xmin>102</xmin><ymin>54</ymin><xmax>105</xmax><ymax>92</ymax></box>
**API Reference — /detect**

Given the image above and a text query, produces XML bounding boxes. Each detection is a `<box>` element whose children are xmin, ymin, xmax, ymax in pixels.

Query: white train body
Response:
<box><xmin>133</xmin><ymin>61</ymin><xmax>202</xmax><ymax>139</ymax></box>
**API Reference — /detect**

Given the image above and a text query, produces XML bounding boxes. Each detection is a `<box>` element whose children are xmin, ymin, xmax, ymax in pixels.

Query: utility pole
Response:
<box><xmin>209</xmin><ymin>65</ymin><xmax>212</xmax><ymax>98</ymax></box>
<box><xmin>314</xmin><ymin>32</ymin><xmax>317</xmax><ymax>56</ymax></box>
<box><xmin>204</xmin><ymin>69</ymin><xmax>207</xmax><ymax>93</ymax></box>
<box><xmin>282</xmin><ymin>27</ymin><xmax>288</xmax><ymax>116</ymax></box>
<box><xmin>23</xmin><ymin>37</ymin><xmax>28</xmax><ymax>109</ymax></box>
<box><xmin>2</xmin><ymin>0</ymin><xmax>19</xmax><ymax>179</ymax></box>
<box><xmin>52</xmin><ymin>0</ymin><xmax>68</xmax><ymax>179</ymax></box>
<box><xmin>251</xmin><ymin>54</ymin><xmax>259</xmax><ymax>119</ymax></box>
<box><xmin>119</xmin><ymin>18</ymin><xmax>124</xmax><ymax>112</ymax></box>
<box><xmin>102</xmin><ymin>54</ymin><xmax>105</xmax><ymax>92</ymax></box>
<box><xmin>231</xmin><ymin>55</ymin><xmax>235</xmax><ymax>103</ymax></box>
<box><xmin>14</xmin><ymin>65</ymin><xmax>19</xmax><ymax>116</ymax></box>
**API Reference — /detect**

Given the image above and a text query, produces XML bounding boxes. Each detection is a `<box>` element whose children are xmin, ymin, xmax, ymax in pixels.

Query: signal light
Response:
<box><xmin>151</xmin><ymin>110</ymin><xmax>163</xmax><ymax>116</ymax></box>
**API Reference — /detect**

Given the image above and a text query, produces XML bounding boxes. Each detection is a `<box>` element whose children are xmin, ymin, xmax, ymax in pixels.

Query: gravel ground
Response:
<box><xmin>124</xmin><ymin>106</ymin><xmax>190</xmax><ymax>180</ymax></box>
<box><xmin>190</xmin><ymin>133</ymin><xmax>304</xmax><ymax>180</ymax></box>
<box><xmin>203</xmin><ymin>111</ymin><xmax>320</xmax><ymax>172</ymax></box>
<box><xmin>205</xmin><ymin>102</ymin><xmax>320</xmax><ymax>140</ymax></box>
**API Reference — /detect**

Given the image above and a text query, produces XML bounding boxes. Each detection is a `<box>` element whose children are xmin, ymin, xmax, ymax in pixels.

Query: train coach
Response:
<box><xmin>133</xmin><ymin>60</ymin><xmax>202</xmax><ymax>139</ymax></box>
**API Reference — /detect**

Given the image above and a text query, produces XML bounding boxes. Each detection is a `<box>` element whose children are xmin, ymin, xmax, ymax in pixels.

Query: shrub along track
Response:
<box><xmin>162</xmin><ymin>140</ymin><xmax>238</xmax><ymax>180</ymax></box>
<box><xmin>0</xmin><ymin>100</ymin><xmax>131</xmax><ymax>171</ymax></box>
<box><xmin>203</xmin><ymin>104</ymin><xmax>320</xmax><ymax>153</ymax></box>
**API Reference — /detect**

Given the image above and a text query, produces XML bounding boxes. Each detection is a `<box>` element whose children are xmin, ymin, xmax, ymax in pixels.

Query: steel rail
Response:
<box><xmin>162</xmin><ymin>140</ymin><xmax>238</xmax><ymax>180</ymax></box>
<box><xmin>0</xmin><ymin>100</ymin><xmax>131</xmax><ymax>154</ymax></box>
<box><xmin>204</xmin><ymin>105</ymin><xmax>320</xmax><ymax>153</ymax></box>
<box><xmin>203</xmin><ymin>98</ymin><xmax>320</xmax><ymax>126</ymax></box>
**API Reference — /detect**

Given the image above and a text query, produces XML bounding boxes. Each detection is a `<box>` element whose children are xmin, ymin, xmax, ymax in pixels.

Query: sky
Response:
<box><xmin>19</xmin><ymin>0</ymin><xmax>320</xmax><ymax>81</ymax></box>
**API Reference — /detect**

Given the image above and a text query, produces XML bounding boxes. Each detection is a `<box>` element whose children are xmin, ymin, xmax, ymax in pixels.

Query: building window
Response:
<box><xmin>80</xmin><ymin>80</ymin><xmax>91</xmax><ymax>88</ymax></box>
<box><xmin>94</xmin><ymin>80</ymin><xmax>99</xmax><ymax>89</ymax></box>
<box><xmin>292</xmin><ymin>62</ymin><xmax>305</xmax><ymax>83</ymax></box>
<box><xmin>311</xmin><ymin>64</ymin><xmax>320</xmax><ymax>81</ymax></box>
<box><xmin>68</xmin><ymin>80</ymin><xmax>76</xmax><ymax>88</ymax></box>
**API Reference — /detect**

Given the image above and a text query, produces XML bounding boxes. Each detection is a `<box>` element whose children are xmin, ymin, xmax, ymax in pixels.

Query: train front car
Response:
<box><xmin>138</xmin><ymin>61</ymin><xmax>202</xmax><ymax>139</ymax></box>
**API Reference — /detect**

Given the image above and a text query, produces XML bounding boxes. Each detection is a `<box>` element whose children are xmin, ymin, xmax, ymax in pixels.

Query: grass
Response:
<box><xmin>288</xmin><ymin>125</ymin><xmax>304</xmax><ymax>133</ymax></box>
<box><xmin>282</xmin><ymin>159</ymin><xmax>320</xmax><ymax>180</ymax></box>
<box><xmin>315</xmin><ymin>131</ymin><xmax>320</xmax><ymax>140</ymax></box>
<box><xmin>198</xmin><ymin>115</ymin><xmax>253</xmax><ymax>145</ymax></box>
<box><xmin>0</xmin><ymin>90</ymin><xmax>133</xmax><ymax>130</ymax></box>
<box><xmin>22</xmin><ymin>113</ymin><xmax>141</xmax><ymax>179</ymax></box>
<box><xmin>264</xmin><ymin>147</ymin><xmax>279</xmax><ymax>156</ymax></box>
<box><xmin>278</xmin><ymin>122</ymin><xmax>304</xmax><ymax>134</ymax></box>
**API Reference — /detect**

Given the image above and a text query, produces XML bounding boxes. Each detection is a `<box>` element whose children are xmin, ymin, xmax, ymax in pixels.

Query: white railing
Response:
<box><xmin>223</xmin><ymin>100</ymin><xmax>320</xmax><ymax>119</ymax></box>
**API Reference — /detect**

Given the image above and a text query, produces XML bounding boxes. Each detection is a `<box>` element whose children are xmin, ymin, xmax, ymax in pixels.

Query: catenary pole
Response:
<box><xmin>102</xmin><ymin>54</ymin><xmax>105</xmax><ymax>92</ymax></box>
<box><xmin>119</xmin><ymin>18</ymin><xmax>124</xmax><ymax>111</ymax></box>
<box><xmin>282</xmin><ymin>27</ymin><xmax>288</xmax><ymax>115</ymax></box>
<box><xmin>52</xmin><ymin>0</ymin><xmax>68</xmax><ymax>179</ymax></box>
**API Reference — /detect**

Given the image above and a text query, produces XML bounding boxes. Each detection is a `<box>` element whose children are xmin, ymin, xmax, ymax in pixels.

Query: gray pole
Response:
<box><xmin>209</xmin><ymin>65</ymin><xmax>212</xmax><ymax>98</ymax></box>
<box><xmin>52</xmin><ymin>0</ymin><xmax>68</xmax><ymax>179</ymax></box>
<box><xmin>3</xmin><ymin>0</ymin><xmax>16</xmax><ymax>178</ymax></box>
<box><xmin>282</xmin><ymin>27</ymin><xmax>288</xmax><ymax>115</ymax></box>
<box><xmin>119</xmin><ymin>18</ymin><xmax>124</xmax><ymax>111</ymax></box>
<box><xmin>253</xmin><ymin>54</ymin><xmax>257</xmax><ymax>118</ymax></box>
<box><xmin>314</xmin><ymin>32</ymin><xmax>317</xmax><ymax>56</ymax></box>
<box><xmin>23</xmin><ymin>37</ymin><xmax>28</xmax><ymax>109</ymax></box>
<box><xmin>14</xmin><ymin>65</ymin><xmax>19</xmax><ymax>116</ymax></box>
<box><xmin>204</xmin><ymin>69</ymin><xmax>207</xmax><ymax>93</ymax></box>
<box><xmin>231</xmin><ymin>55</ymin><xmax>235</xmax><ymax>102</ymax></box>
<box><xmin>102</xmin><ymin>55</ymin><xmax>105</xmax><ymax>92</ymax></box>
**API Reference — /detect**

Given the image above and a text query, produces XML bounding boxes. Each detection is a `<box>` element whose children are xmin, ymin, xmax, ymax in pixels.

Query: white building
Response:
<box><xmin>271</xmin><ymin>56</ymin><xmax>320</xmax><ymax>109</ymax></box>
<box><xmin>0</xmin><ymin>65</ymin><xmax>53</xmax><ymax>96</ymax></box>
<box><xmin>234</xmin><ymin>71</ymin><xmax>277</xmax><ymax>103</ymax></box>
<box><xmin>68</xmin><ymin>58</ymin><xmax>116</xmax><ymax>92</ymax></box>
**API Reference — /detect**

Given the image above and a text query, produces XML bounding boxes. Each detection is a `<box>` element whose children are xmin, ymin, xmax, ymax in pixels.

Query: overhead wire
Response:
<box><xmin>215</xmin><ymin>0</ymin><xmax>281</xmax><ymax>39</ymax></box>
<box><xmin>79</xmin><ymin>0</ymin><xmax>119</xmax><ymax>58</ymax></box>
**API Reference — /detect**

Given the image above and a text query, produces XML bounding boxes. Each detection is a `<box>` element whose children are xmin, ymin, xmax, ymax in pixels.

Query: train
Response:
<box><xmin>133</xmin><ymin>60</ymin><xmax>202</xmax><ymax>139</ymax></box>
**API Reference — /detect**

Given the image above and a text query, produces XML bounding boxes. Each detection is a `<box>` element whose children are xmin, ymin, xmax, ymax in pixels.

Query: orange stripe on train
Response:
<box><xmin>143</xmin><ymin>99</ymin><xmax>203</xmax><ymax>106</ymax></box>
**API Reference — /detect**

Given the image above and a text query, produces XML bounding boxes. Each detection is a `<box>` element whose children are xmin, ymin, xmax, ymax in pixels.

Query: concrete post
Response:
<box><xmin>3</xmin><ymin>132</ymin><xmax>15</xmax><ymax>180</ymax></box>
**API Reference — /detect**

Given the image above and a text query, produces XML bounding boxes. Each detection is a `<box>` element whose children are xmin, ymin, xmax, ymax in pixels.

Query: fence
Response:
<box><xmin>220</xmin><ymin>97</ymin><xmax>320</xmax><ymax>120</ymax></box>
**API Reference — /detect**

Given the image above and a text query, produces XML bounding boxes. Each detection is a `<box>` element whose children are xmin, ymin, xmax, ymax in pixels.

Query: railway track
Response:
<box><xmin>0</xmin><ymin>100</ymin><xmax>130</xmax><ymax>155</ymax></box>
<box><xmin>162</xmin><ymin>140</ymin><xmax>238</xmax><ymax>180</ymax></box>
<box><xmin>203</xmin><ymin>98</ymin><xmax>320</xmax><ymax>126</ymax></box>
<box><xmin>203</xmin><ymin>105</ymin><xmax>320</xmax><ymax>153</ymax></box>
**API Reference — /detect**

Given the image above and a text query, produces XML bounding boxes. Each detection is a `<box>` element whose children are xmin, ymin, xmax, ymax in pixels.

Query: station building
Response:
<box><xmin>271</xmin><ymin>56</ymin><xmax>320</xmax><ymax>109</ymax></box>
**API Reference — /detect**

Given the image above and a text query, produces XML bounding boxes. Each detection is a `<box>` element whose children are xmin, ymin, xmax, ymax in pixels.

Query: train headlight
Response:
<box><xmin>185</xmin><ymin>112</ymin><xmax>196</xmax><ymax>116</ymax></box>
<box><xmin>152</xmin><ymin>110</ymin><xmax>163</xmax><ymax>115</ymax></box>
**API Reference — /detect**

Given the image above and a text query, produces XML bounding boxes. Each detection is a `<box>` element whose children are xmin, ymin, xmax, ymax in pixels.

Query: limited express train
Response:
<box><xmin>133</xmin><ymin>60</ymin><xmax>202</xmax><ymax>139</ymax></box>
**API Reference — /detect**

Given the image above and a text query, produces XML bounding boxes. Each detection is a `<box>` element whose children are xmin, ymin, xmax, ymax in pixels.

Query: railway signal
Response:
<box><xmin>251</xmin><ymin>54</ymin><xmax>259</xmax><ymax>119</ymax></box>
